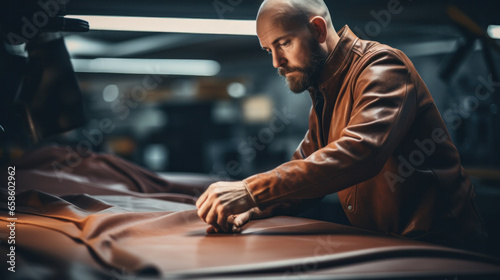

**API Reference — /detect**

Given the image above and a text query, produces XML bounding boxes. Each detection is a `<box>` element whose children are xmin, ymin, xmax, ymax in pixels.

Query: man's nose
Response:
<box><xmin>272</xmin><ymin>52</ymin><xmax>285</xmax><ymax>68</ymax></box>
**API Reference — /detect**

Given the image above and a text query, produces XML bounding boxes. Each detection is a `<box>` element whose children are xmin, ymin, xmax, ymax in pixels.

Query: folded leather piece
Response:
<box><xmin>1</xmin><ymin>146</ymin><xmax>499</xmax><ymax>279</ymax></box>
<box><xmin>5</xmin><ymin>145</ymin><xmax>215</xmax><ymax>204</ymax></box>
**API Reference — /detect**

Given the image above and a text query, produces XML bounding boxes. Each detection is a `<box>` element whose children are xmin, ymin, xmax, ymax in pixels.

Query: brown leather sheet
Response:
<box><xmin>6</xmin><ymin>145</ymin><xmax>213</xmax><ymax>202</ymax></box>
<box><xmin>1</xmin><ymin>146</ymin><xmax>500</xmax><ymax>279</ymax></box>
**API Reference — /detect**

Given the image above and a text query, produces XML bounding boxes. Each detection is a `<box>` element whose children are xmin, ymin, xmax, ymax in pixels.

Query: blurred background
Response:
<box><xmin>0</xmin><ymin>0</ymin><xmax>499</xmax><ymax>242</ymax></box>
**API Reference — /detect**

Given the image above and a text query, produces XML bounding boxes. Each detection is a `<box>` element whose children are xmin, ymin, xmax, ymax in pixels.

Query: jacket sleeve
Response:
<box><xmin>256</xmin><ymin>108</ymin><xmax>323</xmax><ymax>215</ymax></box>
<box><xmin>244</xmin><ymin>50</ymin><xmax>418</xmax><ymax>209</ymax></box>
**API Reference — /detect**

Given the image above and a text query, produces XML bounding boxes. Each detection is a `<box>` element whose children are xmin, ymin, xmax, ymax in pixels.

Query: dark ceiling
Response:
<box><xmin>58</xmin><ymin>0</ymin><xmax>500</xmax><ymax>68</ymax></box>
<box><xmin>65</xmin><ymin>0</ymin><xmax>498</xmax><ymax>24</ymax></box>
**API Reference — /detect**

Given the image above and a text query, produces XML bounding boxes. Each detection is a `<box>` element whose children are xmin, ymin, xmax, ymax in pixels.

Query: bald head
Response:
<box><xmin>257</xmin><ymin>0</ymin><xmax>334</xmax><ymax>30</ymax></box>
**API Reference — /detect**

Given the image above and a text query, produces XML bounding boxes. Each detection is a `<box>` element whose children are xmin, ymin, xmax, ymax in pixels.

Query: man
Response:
<box><xmin>196</xmin><ymin>0</ymin><xmax>487</xmax><ymax>247</ymax></box>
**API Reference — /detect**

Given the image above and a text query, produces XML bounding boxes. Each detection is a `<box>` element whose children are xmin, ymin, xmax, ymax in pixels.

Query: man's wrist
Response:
<box><xmin>242</xmin><ymin>180</ymin><xmax>258</xmax><ymax>208</ymax></box>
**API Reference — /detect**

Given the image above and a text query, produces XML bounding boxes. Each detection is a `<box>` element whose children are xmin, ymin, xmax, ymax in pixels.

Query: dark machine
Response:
<box><xmin>0</xmin><ymin>0</ymin><xmax>88</xmax><ymax>163</ymax></box>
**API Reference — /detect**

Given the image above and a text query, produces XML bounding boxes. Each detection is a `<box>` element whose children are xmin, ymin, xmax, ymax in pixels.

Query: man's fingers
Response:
<box><xmin>217</xmin><ymin>208</ymin><xmax>229</xmax><ymax>232</ymax></box>
<box><xmin>206</xmin><ymin>205</ymin><xmax>224</xmax><ymax>232</ymax></box>
<box><xmin>196</xmin><ymin>199</ymin><xmax>212</xmax><ymax>223</ymax></box>
<box><xmin>233</xmin><ymin>209</ymin><xmax>253</xmax><ymax>227</ymax></box>
<box><xmin>232</xmin><ymin>225</ymin><xmax>242</xmax><ymax>233</ymax></box>
<box><xmin>195</xmin><ymin>190</ymin><xmax>209</xmax><ymax>209</ymax></box>
<box><xmin>207</xmin><ymin>224</ymin><xmax>242</xmax><ymax>234</ymax></box>
<box><xmin>227</xmin><ymin>214</ymin><xmax>236</xmax><ymax>225</ymax></box>
<box><xmin>206</xmin><ymin>225</ymin><xmax>217</xmax><ymax>233</ymax></box>
<box><xmin>207</xmin><ymin>212</ymin><xmax>254</xmax><ymax>234</ymax></box>
<box><xmin>227</xmin><ymin>209</ymin><xmax>255</xmax><ymax>234</ymax></box>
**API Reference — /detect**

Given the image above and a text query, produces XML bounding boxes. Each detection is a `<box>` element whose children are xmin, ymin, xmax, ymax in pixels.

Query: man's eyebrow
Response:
<box><xmin>261</xmin><ymin>34</ymin><xmax>291</xmax><ymax>51</ymax></box>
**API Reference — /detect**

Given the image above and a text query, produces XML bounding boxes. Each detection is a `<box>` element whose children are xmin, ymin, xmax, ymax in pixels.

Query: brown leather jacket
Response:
<box><xmin>244</xmin><ymin>26</ymin><xmax>487</xmax><ymax>245</ymax></box>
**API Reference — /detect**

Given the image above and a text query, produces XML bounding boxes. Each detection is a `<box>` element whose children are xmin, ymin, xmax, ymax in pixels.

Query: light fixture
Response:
<box><xmin>67</xmin><ymin>15</ymin><xmax>257</xmax><ymax>36</ymax></box>
<box><xmin>487</xmin><ymin>25</ymin><xmax>500</xmax><ymax>39</ymax></box>
<box><xmin>71</xmin><ymin>58</ymin><xmax>221</xmax><ymax>76</ymax></box>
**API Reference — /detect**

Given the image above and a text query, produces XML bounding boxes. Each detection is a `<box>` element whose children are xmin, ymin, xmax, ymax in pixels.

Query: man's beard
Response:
<box><xmin>278</xmin><ymin>38</ymin><xmax>329</xmax><ymax>93</ymax></box>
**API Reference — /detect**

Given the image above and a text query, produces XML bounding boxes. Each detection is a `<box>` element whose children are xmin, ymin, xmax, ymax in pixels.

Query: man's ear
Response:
<box><xmin>309</xmin><ymin>16</ymin><xmax>327</xmax><ymax>43</ymax></box>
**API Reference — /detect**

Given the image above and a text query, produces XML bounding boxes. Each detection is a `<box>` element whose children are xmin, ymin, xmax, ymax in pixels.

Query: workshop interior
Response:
<box><xmin>1</xmin><ymin>0</ymin><xmax>500</xmax><ymax>279</ymax></box>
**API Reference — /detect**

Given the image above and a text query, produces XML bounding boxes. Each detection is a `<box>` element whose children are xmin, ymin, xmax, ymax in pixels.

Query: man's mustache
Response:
<box><xmin>278</xmin><ymin>67</ymin><xmax>305</xmax><ymax>77</ymax></box>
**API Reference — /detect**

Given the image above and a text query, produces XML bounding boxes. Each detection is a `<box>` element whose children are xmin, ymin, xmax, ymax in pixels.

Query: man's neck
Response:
<box><xmin>324</xmin><ymin>27</ymin><xmax>340</xmax><ymax>54</ymax></box>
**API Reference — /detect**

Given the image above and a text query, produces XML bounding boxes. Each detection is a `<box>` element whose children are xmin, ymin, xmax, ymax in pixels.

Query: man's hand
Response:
<box><xmin>205</xmin><ymin>206</ymin><xmax>273</xmax><ymax>233</ymax></box>
<box><xmin>196</xmin><ymin>181</ymin><xmax>257</xmax><ymax>232</ymax></box>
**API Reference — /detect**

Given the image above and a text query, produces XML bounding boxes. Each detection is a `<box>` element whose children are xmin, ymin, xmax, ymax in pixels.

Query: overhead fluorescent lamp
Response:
<box><xmin>71</xmin><ymin>58</ymin><xmax>221</xmax><ymax>76</ymax></box>
<box><xmin>68</xmin><ymin>15</ymin><xmax>257</xmax><ymax>36</ymax></box>
<box><xmin>487</xmin><ymin>25</ymin><xmax>500</xmax><ymax>39</ymax></box>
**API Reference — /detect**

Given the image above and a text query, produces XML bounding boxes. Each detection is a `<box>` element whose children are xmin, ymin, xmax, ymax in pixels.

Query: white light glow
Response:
<box><xmin>102</xmin><ymin>84</ymin><xmax>119</xmax><ymax>102</ymax></box>
<box><xmin>227</xmin><ymin>82</ymin><xmax>246</xmax><ymax>98</ymax></box>
<box><xmin>68</xmin><ymin>15</ymin><xmax>257</xmax><ymax>36</ymax></box>
<box><xmin>65</xmin><ymin>35</ymin><xmax>107</xmax><ymax>55</ymax></box>
<box><xmin>487</xmin><ymin>25</ymin><xmax>500</xmax><ymax>39</ymax></box>
<box><xmin>71</xmin><ymin>58</ymin><xmax>221</xmax><ymax>76</ymax></box>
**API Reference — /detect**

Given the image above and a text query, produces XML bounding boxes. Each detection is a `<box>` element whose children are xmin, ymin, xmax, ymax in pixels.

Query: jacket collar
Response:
<box><xmin>317</xmin><ymin>25</ymin><xmax>359</xmax><ymax>89</ymax></box>
<box><xmin>307</xmin><ymin>25</ymin><xmax>359</xmax><ymax>146</ymax></box>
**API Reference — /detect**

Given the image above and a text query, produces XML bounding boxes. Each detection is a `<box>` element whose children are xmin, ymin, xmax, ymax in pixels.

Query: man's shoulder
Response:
<box><xmin>353</xmin><ymin>38</ymin><xmax>406</xmax><ymax>62</ymax></box>
<box><xmin>350</xmin><ymin>38</ymin><xmax>412</xmax><ymax>73</ymax></box>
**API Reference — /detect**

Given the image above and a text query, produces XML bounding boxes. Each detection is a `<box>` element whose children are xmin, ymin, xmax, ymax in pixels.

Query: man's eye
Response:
<box><xmin>280</xmin><ymin>40</ymin><xmax>290</xmax><ymax>47</ymax></box>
